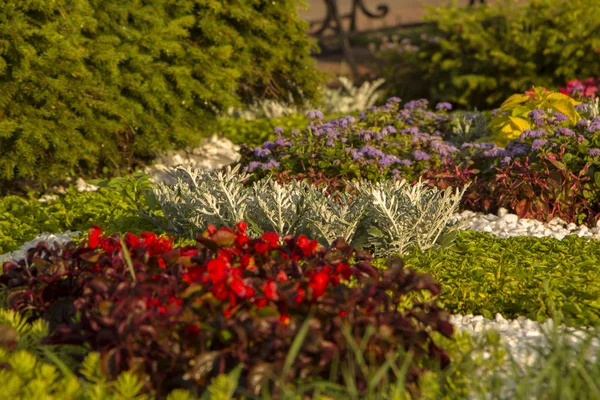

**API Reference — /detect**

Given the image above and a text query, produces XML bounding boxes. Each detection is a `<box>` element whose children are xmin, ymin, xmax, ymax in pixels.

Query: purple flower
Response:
<box><xmin>520</xmin><ymin>129</ymin><xmax>546</xmax><ymax>139</ymax></box>
<box><xmin>253</xmin><ymin>147</ymin><xmax>271</xmax><ymax>158</ymax></box>
<box><xmin>557</xmin><ymin>127</ymin><xmax>575</xmax><ymax>137</ymax></box>
<box><xmin>359</xmin><ymin>146</ymin><xmax>385</xmax><ymax>158</ymax></box>
<box><xmin>404</xmin><ymin>99</ymin><xmax>428</xmax><ymax>110</ymax></box>
<box><xmin>588</xmin><ymin>148</ymin><xmax>600</xmax><ymax>156</ymax></box>
<box><xmin>379</xmin><ymin>154</ymin><xmax>401</xmax><ymax>167</ymax></box>
<box><xmin>274</xmin><ymin>136</ymin><xmax>292</xmax><ymax>147</ymax></box>
<box><xmin>401</xmin><ymin>127</ymin><xmax>420</xmax><ymax>135</ymax></box>
<box><xmin>387</xmin><ymin>96</ymin><xmax>401</xmax><ymax>103</ymax></box>
<box><xmin>306</xmin><ymin>110</ymin><xmax>324</xmax><ymax>120</ymax></box>
<box><xmin>435</xmin><ymin>102</ymin><xmax>452</xmax><ymax>111</ymax></box>
<box><xmin>587</xmin><ymin>118</ymin><xmax>600</xmax><ymax>133</ymax></box>
<box><xmin>340</xmin><ymin>137</ymin><xmax>348</xmax><ymax>143</ymax></box>
<box><xmin>262</xmin><ymin>141</ymin><xmax>276</xmax><ymax>150</ymax></box>
<box><xmin>262</xmin><ymin>159</ymin><xmax>280</xmax><ymax>170</ymax></box>
<box><xmin>531</xmin><ymin>139</ymin><xmax>548</xmax><ymax>150</ymax></box>
<box><xmin>500</xmin><ymin>156</ymin><xmax>512</xmax><ymax>165</ymax></box>
<box><xmin>528</xmin><ymin>109</ymin><xmax>546</xmax><ymax>121</ymax></box>
<box><xmin>347</xmin><ymin>148</ymin><xmax>363</xmax><ymax>161</ymax></box>
<box><xmin>398</xmin><ymin>159</ymin><xmax>413</xmax><ymax>166</ymax></box>
<box><xmin>291</xmin><ymin>129</ymin><xmax>300</xmax><ymax>137</ymax></box>
<box><xmin>553</xmin><ymin>112</ymin><xmax>568</xmax><ymax>122</ymax></box>
<box><xmin>413</xmin><ymin>150</ymin><xmax>430</xmax><ymax>161</ymax></box>
<box><xmin>273</xmin><ymin>127</ymin><xmax>284</xmax><ymax>135</ymax></box>
<box><xmin>244</xmin><ymin>161</ymin><xmax>262</xmax><ymax>172</ymax></box>
<box><xmin>575</xmin><ymin>103</ymin><xmax>588</xmax><ymax>112</ymax></box>
<box><xmin>326</xmin><ymin>139</ymin><xmax>335</xmax><ymax>147</ymax></box>
<box><xmin>505</xmin><ymin>142</ymin><xmax>530</xmax><ymax>157</ymax></box>
<box><xmin>577</xmin><ymin>135</ymin><xmax>585</xmax><ymax>143</ymax></box>
<box><xmin>483</xmin><ymin>147</ymin><xmax>507</xmax><ymax>158</ymax></box>
<box><xmin>576</xmin><ymin>120</ymin><xmax>589</xmax><ymax>128</ymax></box>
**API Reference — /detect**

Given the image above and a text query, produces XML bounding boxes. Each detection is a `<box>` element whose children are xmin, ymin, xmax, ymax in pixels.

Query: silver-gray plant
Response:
<box><xmin>151</xmin><ymin>167</ymin><xmax>468</xmax><ymax>255</ymax></box>
<box><xmin>224</xmin><ymin>77</ymin><xmax>385</xmax><ymax>120</ymax></box>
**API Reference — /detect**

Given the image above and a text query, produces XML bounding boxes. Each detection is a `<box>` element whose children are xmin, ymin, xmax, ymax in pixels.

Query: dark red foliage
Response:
<box><xmin>0</xmin><ymin>224</ymin><xmax>453</xmax><ymax>398</ymax></box>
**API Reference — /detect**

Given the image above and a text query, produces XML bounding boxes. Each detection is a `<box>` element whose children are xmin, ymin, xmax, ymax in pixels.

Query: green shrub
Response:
<box><xmin>375</xmin><ymin>0</ymin><xmax>600</xmax><ymax>110</ymax></box>
<box><xmin>0</xmin><ymin>0</ymin><xmax>324</xmax><ymax>196</ymax></box>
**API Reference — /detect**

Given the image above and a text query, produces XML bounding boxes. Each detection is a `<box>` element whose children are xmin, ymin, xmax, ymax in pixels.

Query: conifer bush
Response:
<box><xmin>0</xmin><ymin>0</ymin><xmax>324</xmax><ymax>196</ymax></box>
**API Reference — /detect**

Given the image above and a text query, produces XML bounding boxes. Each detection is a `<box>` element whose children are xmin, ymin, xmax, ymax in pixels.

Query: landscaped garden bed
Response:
<box><xmin>2</xmin><ymin>0</ymin><xmax>600</xmax><ymax>399</ymax></box>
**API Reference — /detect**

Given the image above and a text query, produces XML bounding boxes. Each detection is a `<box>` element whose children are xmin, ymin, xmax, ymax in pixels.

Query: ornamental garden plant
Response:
<box><xmin>1</xmin><ymin>223</ymin><xmax>454</xmax><ymax>398</ymax></box>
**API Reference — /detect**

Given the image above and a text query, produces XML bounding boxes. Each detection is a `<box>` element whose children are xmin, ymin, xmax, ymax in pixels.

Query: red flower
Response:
<box><xmin>124</xmin><ymin>232</ymin><xmax>141</xmax><ymax>248</ymax></box>
<box><xmin>254</xmin><ymin>297</ymin><xmax>269</xmax><ymax>309</ymax></box>
<box><xmin>211</xmin><ymin>282</ymin><xmax>229</xmax><ymax>301</ymax></box>
<box><xmin>230</xmin><ymin>276</ymin><xmax>248</xmax><ymax>298</ymax></box>
<box><xmin>100</xmin><ymin>237</ymin><xmax>117</xmax><ymax>252</ymax></box>
<box><xmin>293</xmin><ymin>287</ymin><xmax>306</xmax><ymax>306</ymax></box>
<box><xmin>235</xmin><ymin>232</ymin><xmax>249</xmax><ymax>247</ymax></box>
<box><xmin>276</xmin><ymin>270</ymin><xmax>288</xmax><ymax>282</ymax></box>
<box><xmin>180</xmin><ymin>247</ymin><xmax>198</xmax><ymax>257</ymax></box>
<box><xmin>339</xmin><ymin>310</ymin><xmax>347</xmax><ymax>318</ymax></box>
<box><xmin>183</xmin><ymin>324</ymin><xmax>201</xmax><ymax>336</ymax></box>
<box><xmin>263</xmin><ymin>279</ymin><xmax>279</xmax><ymax>300</ymax></box>
<box><xmin>236</xmin><ymin>221</ymin><xmax>248</xmax><ymax>231</ymax></box>
<box><xmin>88</xmin><ymin>226</ymin><xmax>102</xmax><ymax>249</ymax></box>
<box><xmin>207</xmin><ymin>258</ymin><xmax>229</xmax><ymax>284</ymax></box>
<box><xmin>207</xmin><ymin>224</ymin><xmax>217</xmax><ymax>235</ymax></box>
<box><xmin>254</xmin><ymin>241</ymin><xmax>270</xmax><ymax>254</ymax></box>
<box><xmin>309</xmin><ymin>270</ymin><xmax>330</xmax><ymax>299</ymax></box>
<box><xmin>183</xmin><ymin>266</ymin><xmax>203</xmax><ymax>284</ymax></box>
<box><xmin>279</xmin><ymin>313</ymin><xmax>291</xmax><ymax>327</ymax></box>
<box><xmin>157</xmin><ymin>258</ymin><xmax>166</xmax><ymax>268</ymax></box>
<box><xmin>296</xmin><ymin>234</ymin><xmax>318</xmax><ymax>256</ymax></box>
<box><xmin>262</xmin><ymin>232</ymin><xmax>279</xmax><ymax>248</ymax></box>
<box><xmin>336</xmin><ymin>263</ymin><xmax>352</xmax><ymax>280</ymax></box>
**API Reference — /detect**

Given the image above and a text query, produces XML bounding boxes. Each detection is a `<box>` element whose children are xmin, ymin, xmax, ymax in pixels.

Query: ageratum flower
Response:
<box><xmin>253</xmin><ymin>147</ymin><xmax>271</xmax><ymax>158</ymax></box>
<box><xmin>531</xmin><ymin>139</ymin><xmax>548</xmax><ymax>150</ymax></box>
<box><xmin>435</xmin><ymin>102</ymin><xmax>453</xmax><ymax>111</ymax></box>
<box><xmin>306</xmin><ymin>110</ymin><xmax>324</xmax><ymax>120</ymax></box>
<box><xmin>244</xmin><ymin>161</ymin><xmax>263</xmax><ymax>172</ymax></box>
<box><xmin>588</xmin><ymin>148</ymin><xmax>600</xmax><ymax>156</ymax></box>
<box><xmin>262</xmin><ymin>159</ymin><xmax>280</xmax><ymax>170</ymax></box>
<box><xmin>413</xmin><ymin>149</ymin><xmax>430</xmax><ymax>161</ymax></box>
<box><xmin>557</xmin><ymin>127</ymin><xmax>575</xmax><ymax>137</ymax></box>
<box><xmin>273</xmin><ymin>127</ymin><xmax>284</xmax><ymax>135</ymax></box>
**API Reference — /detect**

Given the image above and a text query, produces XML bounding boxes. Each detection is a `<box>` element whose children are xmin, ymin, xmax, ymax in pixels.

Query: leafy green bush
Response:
<box><xmin>0</xmin><ymin>0</ymin><xmax>324</xmax><ymax>196</ymax></box>
<box><xmin>375</xmin><ymin>0</ymin><xmax>600</xmax><ymax>110</ymax></box>
<box><xmin>396</xmin><ymin>230</ymin><xmax>600</xmax><ymax>327</ymax></box>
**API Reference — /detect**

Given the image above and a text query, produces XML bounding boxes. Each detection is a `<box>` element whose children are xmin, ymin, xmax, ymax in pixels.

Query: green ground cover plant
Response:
<box><xmin>396</xmin><ymin>230</ymin><xmax>600</xmax><ymax>327</ymax></box>
<box><xmin>0</xmin><ymin>0</ymin><xmax>324</xmax><ymax>196</ymax></box>
<box><xmin>374</xmin><ymin>0</ymin><xmax>600</xmax><ymax>110</ymax></box>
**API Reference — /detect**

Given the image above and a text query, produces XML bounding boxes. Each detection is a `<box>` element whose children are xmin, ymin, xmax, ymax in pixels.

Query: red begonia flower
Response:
<box><xmin>296</xmin><ymin>234</ymin><xmax>318</xmax><ymax>256</ymax></box>
<box><xmin>294</xmin><ymin>287</ymin><xmax>306</xmax><ymax>306</ymax></box>
<box><xmin>254</xmin><ymin>241</ymin><xmax>270</xmax><ymax>254</ymax></box>
<box><xmin>309</xmin><ymin>270</ymin><xmax>330</xmax><ymax>299</ymax></box>
<box><xmin>276</xmin><ymin>270</ymin><xmax>288</xmax><ymax>282</ymax></box>
<box><xmin>88</xmin><ymin>226</ymin><xmax>102</xmax><ymax>249</ymax></box>
<box><xmin>236</xmin><ymin>221</ymin><xmax>248</xmax><ymax>231</ymax></box>
<box><xmin>279</xmin><ymin>313</ymin><xmax>291</xmax><ymax>327</ymax></box>
<box><xmin>262</xmin><ymin>232</ymin><xmax>279</xmax><ymax>248</ymax></box>
<box><xmin>263</xmin><ymin>279</ymin><xmax>279</xmax><ymax>300</ymax></box>
<box><xmin>207</xmin><ymin>258</ymin><xmax>229</xmax><ymax>284</ymax></box>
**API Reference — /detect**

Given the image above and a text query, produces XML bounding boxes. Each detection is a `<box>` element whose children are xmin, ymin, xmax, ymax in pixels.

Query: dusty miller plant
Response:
<box><xmin>150</xmin><ymin>167</ymin><xmax>467</xmax><ymax>255</ymax></box>
<box><xmin>224</xmin><ymin>77</ymin><xmax>385</xmax><ymax>120</ymax></box>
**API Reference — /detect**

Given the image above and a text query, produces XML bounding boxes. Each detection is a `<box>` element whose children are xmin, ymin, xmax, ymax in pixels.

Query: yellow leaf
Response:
<box><xmin>508</xmin><ymin>116</ymin><xmax>531</xmax><ymax>133</ymax></box>
<box><xmin>500</xmin><ymin>93</ymin><xmax>531</xmax><ymax>109</ymax></box>
<box><xmin>552</xmin><ymin>99</ymin><xmax>581</xmax><ymax>124</ymax></box>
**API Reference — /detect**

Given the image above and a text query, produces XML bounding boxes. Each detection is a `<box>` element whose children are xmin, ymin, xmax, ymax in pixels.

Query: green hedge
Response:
<box><xmin>375</xmin><ymin>0</ymin><xmax>600</xmax><ymax>109</ymax></box>
<box><xmin>0</xmin><ymin>0</ymin><xmax>324</xmax><ymax>196</ymax></box>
